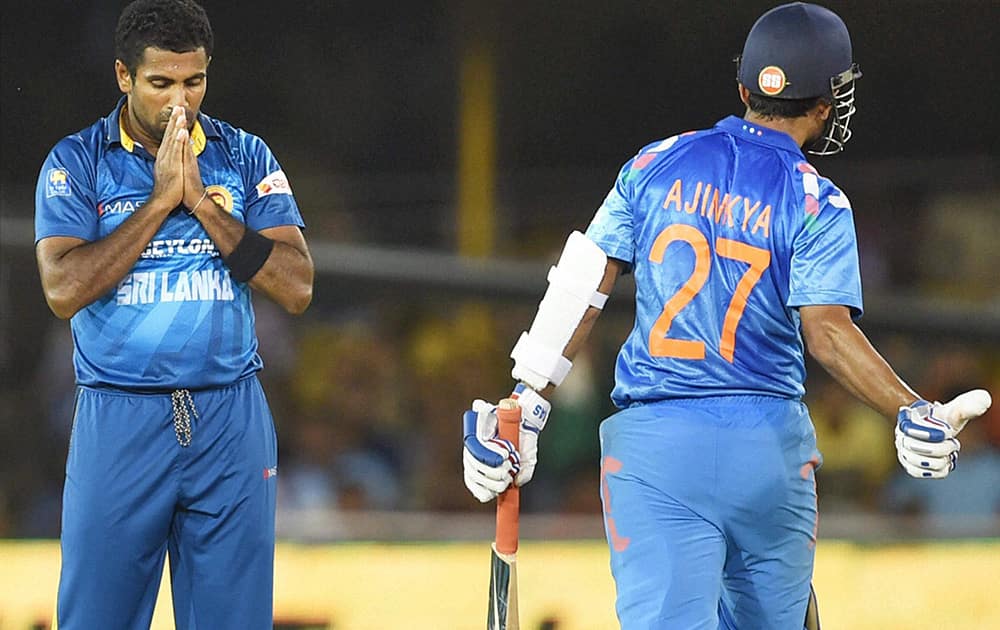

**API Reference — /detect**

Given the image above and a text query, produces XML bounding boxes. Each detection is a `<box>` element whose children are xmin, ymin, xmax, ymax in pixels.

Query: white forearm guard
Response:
<box><xmin>510</xmin><ymin>231</ymin><xmax>609</xmax><ymax>391</ymax></box>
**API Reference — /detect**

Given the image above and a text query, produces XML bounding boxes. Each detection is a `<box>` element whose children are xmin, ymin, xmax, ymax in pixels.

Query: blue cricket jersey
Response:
<box><xmin>34</xmin><ymin>97</ymin><xmax>304</xmax><ymax>390</ymax></box>
<box><xmin>586</xmin><ymin>116</ymin><xmax>862</xmax><ymax>407</ymax></box>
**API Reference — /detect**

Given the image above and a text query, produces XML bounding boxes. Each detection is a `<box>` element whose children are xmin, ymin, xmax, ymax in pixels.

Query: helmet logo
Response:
<box><xmin>758</xmin><ymin>66</ymin><xmax>787</xmax><ymax>96</ymax></box>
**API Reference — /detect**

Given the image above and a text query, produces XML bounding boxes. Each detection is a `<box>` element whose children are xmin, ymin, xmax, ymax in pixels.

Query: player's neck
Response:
<box><xmin>742</xmin><ymin>110</ymin><xmax>814</xmax><ymax>149</ymax></box>
<box><xmin>122</xmin><ymin>103</ymin><xmax>162</xmax><ymax>156</ymax></box>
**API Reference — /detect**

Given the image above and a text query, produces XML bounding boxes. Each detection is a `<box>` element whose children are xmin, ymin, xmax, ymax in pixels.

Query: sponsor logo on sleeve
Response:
<box><xmin>46</xmin><ymin>168</ymin><xmax>72</xmax><ymax>198</ymax></box>
<box><xmin>255</xmin><ymin>170</ymin><xmax>292</xmax><ymax>198</ymax></box>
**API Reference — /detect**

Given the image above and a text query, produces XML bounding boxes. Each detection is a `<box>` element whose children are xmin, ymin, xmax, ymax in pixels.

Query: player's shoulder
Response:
<box><xmin>199</xmin><ymin>113</ymin><xmax>272</xmax><ymax>155</ymax></box>
<box><xmin>44</xmin><ymin>115</ymin><xmax>107</xmax><ymax>174</ymax></box>
<box><xmin>636</xmin><ymin>126</ymin><xmax>717</xmax><ymax>158</ymax></box>
<box><xmin>621</xmin><ymin>126</ymin><xmax>718</xmax><ymax>178</ymax></box>
<box><xmin>794</xmin><ymin>160</ymin><xmax>852</xmax><ymax>211</ymax></box>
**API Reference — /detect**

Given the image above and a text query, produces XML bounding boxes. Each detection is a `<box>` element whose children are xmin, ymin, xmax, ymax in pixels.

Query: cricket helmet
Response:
<box><xmin>736</xmin><ymin>2</ymin><xmax>862</xmax><ymax>154</ymax></box>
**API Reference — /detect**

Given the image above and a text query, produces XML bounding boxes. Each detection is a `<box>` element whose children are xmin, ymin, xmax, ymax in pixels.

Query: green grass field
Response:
<box><xmin>2</xmin><ymin>539</ymin><xmax>998</xmax><ymax>628</ymax></box>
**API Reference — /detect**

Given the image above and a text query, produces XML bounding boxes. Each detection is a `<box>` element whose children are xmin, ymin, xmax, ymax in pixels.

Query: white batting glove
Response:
<box><xmin>509</xmin><ymin>383</ymin><xmax>550</xmax><ymax>487</ymax></box>
<box><xmin>895</xmin><ymin>389</ymin><xmax>992</xmax><ymax>479</ymax></box>
<box><xmin>462</xmin><ymin>385</ymin><xmax>551</xmax><ymax>502</ymax></box>
<box><xmin>463</xmin><ymin>399</ymin><xmax>519</xmax><ymax>503</ymax></box>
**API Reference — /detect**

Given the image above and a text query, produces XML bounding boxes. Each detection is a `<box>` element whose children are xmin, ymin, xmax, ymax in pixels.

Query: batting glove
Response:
<box><xmin>509</xmin><ymin>383</ymin><xmax>550</xmax><ymax>487</ymax></box>
<box><xmin>463</xmin><ymin>399</ymin><xmax>520</xmax><ymax>503</ymax></box>
<box><xmin>462</xmin><ymin>385</ymin><xmax>551</xmax><ymax>502</ymax></box>
<box><xmin>895</xmin><ymin>389</ymin><xmax>992</xmax><ymax>479</ymax></box>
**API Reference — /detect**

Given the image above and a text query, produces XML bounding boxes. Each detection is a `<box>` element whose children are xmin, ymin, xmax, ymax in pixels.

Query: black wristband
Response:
<box><xmin>224</xmin><ymin>228</ymin><xmax>274</xmax><ymax>283</ymax></box>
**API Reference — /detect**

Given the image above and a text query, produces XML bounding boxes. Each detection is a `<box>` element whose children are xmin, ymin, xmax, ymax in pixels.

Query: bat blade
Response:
<box><xmin>487</xmin><ymin>543</ymin><xmax>519</xmax><ymax>630</ymax></box>
<box><xmin>487</xmin><ymin>398</ymin><xmax>522</xmax><ymax>630</ymax></box>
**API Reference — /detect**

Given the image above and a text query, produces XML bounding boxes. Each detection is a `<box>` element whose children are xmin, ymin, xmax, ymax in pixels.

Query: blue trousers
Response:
<box><xmin>599</xmin><ymin>396</ymin><xmax>820</xmax><ymax>630</ymax></box>
<box><xmin>56</xmin><ymin>375</ymin><xmax>278</xmax><ymax>630</ymax></box>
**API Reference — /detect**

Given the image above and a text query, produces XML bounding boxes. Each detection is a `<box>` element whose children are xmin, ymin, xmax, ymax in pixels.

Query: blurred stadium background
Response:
<box><xmin>1</xmin><ymin>1</ymin><xmax>998</xmax><ymax>628</ymax></box>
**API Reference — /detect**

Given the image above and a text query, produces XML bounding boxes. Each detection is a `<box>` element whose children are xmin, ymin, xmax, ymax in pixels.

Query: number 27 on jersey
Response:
<box><xmin>647</xmin><ymin>224</ymin><xmax>770</xmax><ymax>363</ymax></box>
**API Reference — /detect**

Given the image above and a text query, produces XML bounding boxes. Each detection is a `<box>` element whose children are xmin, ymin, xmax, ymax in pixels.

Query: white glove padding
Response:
<box><xmin>463</xmin><ymin>399</ymin><xmax>519</xmax><ymax>503</ymax></box>
<box><xmin>509</xmin><ymin>383</ymin><xmax>551</xmax><ymax>487</ymax></box>
<box><xmin>461</xmin><ymin>386</ymin><xmax>551</xmax><ymax>502</ymax></box>
<box><xmin>895</xmin><ymin>390</ymin><xmax>992</xmax><ymax>479</ymax></box>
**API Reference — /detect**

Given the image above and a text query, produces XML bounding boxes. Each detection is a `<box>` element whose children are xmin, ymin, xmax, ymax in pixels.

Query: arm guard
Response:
<box><xmin>510</xmin><ymin>231</ymin><xmax>608</xmax><ymax>391</ymax></box>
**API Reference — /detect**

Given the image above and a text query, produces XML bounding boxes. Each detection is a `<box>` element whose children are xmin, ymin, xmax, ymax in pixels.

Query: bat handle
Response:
<box><xmin>495</xmin><ymin>398</ymin><xmax>521</xmax><ymax>555</ymax></box>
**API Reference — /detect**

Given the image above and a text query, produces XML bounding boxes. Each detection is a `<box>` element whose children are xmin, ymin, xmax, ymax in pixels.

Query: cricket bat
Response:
<box><xmin>487</xmin><ymin>398</ymin><xmax>521</xmax><ymax>630</ymax></box>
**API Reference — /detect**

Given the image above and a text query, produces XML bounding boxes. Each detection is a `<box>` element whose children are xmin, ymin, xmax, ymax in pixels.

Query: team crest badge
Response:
<box><xmin>205</xmin><ymin>185</ymin><xmax>234</xmax><ymax>213</ymax></box>
<box><xmin>758</xmin><ymin>66</ymin><xmax>788</xmax><ymax>96</ymax></box>
<box><xmin>46</xmin><ymin>168</ymin><xmax>72</xmax><ymax>198</ymax></box>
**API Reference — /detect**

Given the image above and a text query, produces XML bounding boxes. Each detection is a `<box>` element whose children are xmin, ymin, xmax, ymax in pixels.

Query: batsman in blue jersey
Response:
<box><xmin>462</xmin><ymin>3</ymin><xmax>992</xmax><ymax>629</ymax></box>
<box><xmin>34</xmin><ymin>1</ymin><xmax>314</xmax><ymax>628</ymax></box>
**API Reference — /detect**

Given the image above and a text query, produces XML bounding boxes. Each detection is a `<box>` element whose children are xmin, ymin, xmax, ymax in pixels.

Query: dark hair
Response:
<box><xmin>747</xmin><ymin>92</ymin><xmax>829</xmax><ymax>119</ymax></box>
<box><xmin>115</xmin><ymin>0</ymin><xmax>214</xmax><ymax>74</ymax></box>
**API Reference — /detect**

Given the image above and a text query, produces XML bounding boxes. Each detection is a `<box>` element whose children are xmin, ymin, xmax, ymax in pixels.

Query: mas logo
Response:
<box><xmin>205</xmin><ymin>185</ymin><xmax>234</xmax><ymax>213</ymax></box>
<box><xmin>758</xmin><ymin>66</ymin><xmax>787</xmax><ymax>96</ymax></box>
<box><xmin>255</xmin><ymin>170</ymin><xmax>292</xmax><ymax>198</ymax></box>
<box><xmin>46</xmin><ymin>168</ymin><xmax>72</xmax><ymax>198</ymax></box>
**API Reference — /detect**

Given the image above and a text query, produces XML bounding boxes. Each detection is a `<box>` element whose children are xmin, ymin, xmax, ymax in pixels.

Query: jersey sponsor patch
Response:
<box><xmin>205</xmin><ymin>185</ymin><xmax>234</xmax><ymax>213</ymax></box>
<box><xmin>255</xmin><ymin>170</ymin><xmax>292</xmax><ymax>198</ymax></box>
<box><xmin>758</xmin><ymin>65</ymin><xmax>787</xmax><ymax>96</ymax></box>
<box><xmin>46</xmin><ymin>168</ymin><xmax>72</xmax><ymax>198</ymax></box>
<box><xmin>99</xmin><ymin>198</ymin><xmax>144</xmax><ymax>216</ymax></box>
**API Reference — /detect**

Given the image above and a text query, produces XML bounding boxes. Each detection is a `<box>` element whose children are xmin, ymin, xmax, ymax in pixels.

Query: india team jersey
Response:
<box><xmin>586</xmin><ymin>116</ymin><xmax>862</xmax><ymax>406</ymax></box>
<box><xmin>35</xmin><ymin>97</ymin><xmax>304</xmax><ymax>390</ymax></box>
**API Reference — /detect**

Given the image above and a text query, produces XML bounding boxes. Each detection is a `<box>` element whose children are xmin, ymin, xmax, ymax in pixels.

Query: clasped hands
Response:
<box><xmin>151</xmin><ymin>105</ymin><xmax>207</xmax><ymax>215</ymax></box>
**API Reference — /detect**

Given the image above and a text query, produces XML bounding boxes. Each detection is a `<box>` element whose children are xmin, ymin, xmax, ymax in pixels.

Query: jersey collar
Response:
<box><xmin>105</xmin><ymin>96</ymin><xmax>218</xmax><ymax>157</ymax></box>
<box><xmin>715</xmin><ymin>115</ymin><xmax>804</xmax><ymax>155</ymax></box>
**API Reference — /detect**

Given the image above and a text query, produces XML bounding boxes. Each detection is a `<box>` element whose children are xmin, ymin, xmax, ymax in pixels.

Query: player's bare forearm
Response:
<box><xmin>800</xmin><ymin>304</ymin><xmax>919</xmax><ymax>419</ymax></box>
<box><xmin>248</xmin><ymin>225</ymin><xmax>313</xmax><ymax>314</ymax></box>
<box><xmin>35</xmin><ymin>201</ymin><xmax>175</xmax><ymax>319</ymax></box>
<box><xmin>192</xmin><ymin>202</ymin><xmax>313</xmax><ymax>314</ymax></box>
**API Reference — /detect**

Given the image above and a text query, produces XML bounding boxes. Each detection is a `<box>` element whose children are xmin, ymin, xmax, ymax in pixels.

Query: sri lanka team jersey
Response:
<box><xmin>586</xmin><ymin>116</ymin><xmax>862</xmax><ymax>407</ymax></box>
<box><xmin>34</xmin><ymin>97</ymin><xmax>304</xmax><ymax>390</ymax></box>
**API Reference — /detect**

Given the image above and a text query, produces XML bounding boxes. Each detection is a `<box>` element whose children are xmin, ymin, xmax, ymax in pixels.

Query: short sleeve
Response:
<box><xmin>240</xmin><ymin>133</ymin><xmax>305</xmax><ymax>232</ymax></box>
<box><xmin>585</xmin><ymin>158</ymin><xmax>637</xmax><ymax>267</ymax></box>
<box><xmin>788</xmin><ymin>181</ymin><xmax>864</xmax><ymax>318</ymax></box>
<box><xmin>34</xmin><ymin>137</ymin><xmax>99</xmax><ymax>243</ymax></box>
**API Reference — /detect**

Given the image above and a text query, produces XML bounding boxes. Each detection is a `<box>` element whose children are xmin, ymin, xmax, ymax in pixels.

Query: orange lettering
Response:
<box><xmin>752</xmin><ymin>204</ymin><xmax>772</xmax><ymax>238</ymax></box>
<box><xmin>741</xmin><ymin>198</ymin><xmax>761</xmax><ymax>232</ymax></box>
<box><xmin>683</xmin><ymin>181</ymin><xmax>703</xmax><ymax>214</ymax></box>
<box><xmin>723</xmin><ymin>195</ymin><xmax>741</xmax><ymax>228</ymax></box>
<box><xmin>716</xmin><ymin>239</ymin><xmax>771</xmax><ymax>362</ymax></box>
<box><xmin>662</xmin><ymin>178</ymin><xmax>683</xmax><ymax>212</ymax></box>
<box><xmin>712</xmin><ymin>193</ymin><xmax>740</xmax><ymax>228</ymax></box>
<box><xmin>601</xmin><ymin>456</ymin><xmax>631</xmax><ymax>553</ymax></box>
<box><xmin>648</xmin><ymin>224</ymin><xmax>710</xmax><ymax>359</ymax></box>
<box><xmin>646</xmin><ymin>226</ymin><xmax>772</xmax><ymax>362</ymax></box>
<box><xmin>711</xmin><ymin>191</ymin><xmax>727</xmax><ymax>223</ymax></box>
